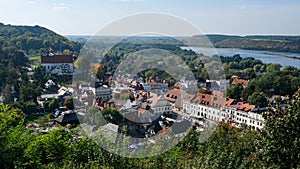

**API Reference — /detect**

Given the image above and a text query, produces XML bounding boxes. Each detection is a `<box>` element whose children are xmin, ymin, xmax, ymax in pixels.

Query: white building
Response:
<box><xmin>96</xmin><ymin>85</ymin><xmax>112</xmax><ymax>101</ymax></box>
<box><xmin>149</xmin><ymin>94</ymin><xmax>172</xmax><ymax>116</ymax></box>
<box><xmin>180</xmin><ymin>77</ymin><xmax>198</xmax><ymax>93</ymax></box>
<box><xmin>206</xmin><ymin>79</ymin><xmax>230</xmax><ymax>92</ymax></box>
<box><xmin>182</xmin><ymin>95</ymin><xmax>265</xmax><ymax>130</ymax></box>
<box><xmin>41</xmin><ymin>54</ymin><xmax>74</xmax><ymax>74</ymax></box>
<box><xmin>141</xmin><ymin>83</ymin><xmax>168</xmax><ymax>95</ymax></box>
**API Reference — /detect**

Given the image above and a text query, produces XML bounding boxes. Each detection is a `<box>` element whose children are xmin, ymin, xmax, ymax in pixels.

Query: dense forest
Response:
<box><xmin>0</xmin><ymin>22</ymin><xmax>81</xmax><ymax>56</ymax></box>
<box><xmin>197</xmin><ymin>34</ymin><xmax>300</xmax><ymax>53</ymax></box>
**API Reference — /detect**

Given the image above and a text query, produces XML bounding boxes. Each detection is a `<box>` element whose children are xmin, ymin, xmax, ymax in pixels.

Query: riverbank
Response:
<box><xmin>264</xmin><ymin>52</ymin><xmax>300</xmax><ymax>60</ymax></box>
<box><xmin>182</xmin><ymin>46</ymin><xmax>300</xmax><ymax>68</ymax></box>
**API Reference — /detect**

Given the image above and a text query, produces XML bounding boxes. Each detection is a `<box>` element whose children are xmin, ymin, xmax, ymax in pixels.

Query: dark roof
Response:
<box><xmin>55</xmin><ymin>112</ymin><xmax>79</xmax><ymax>124</ymax></box>
<box><xmin>41</xmin><ymin>55</ymin><xmax>73</xmax><ymax>63</ymax></box>
<box><xmin>171</xmin><ymin>120</ymin><xmax>191</xmax><ymax>135</ymax></box>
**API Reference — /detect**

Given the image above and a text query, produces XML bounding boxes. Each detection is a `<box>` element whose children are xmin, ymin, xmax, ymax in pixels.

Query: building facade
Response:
<box><xmin>182</xmin><ymin>94</ymin><xmax>265</xmax><ymax>130</ymax></box>
<box><xmin>41</xmin><ymin>54</ymin><xmax>74</xmax><ymax>74</ymax></box>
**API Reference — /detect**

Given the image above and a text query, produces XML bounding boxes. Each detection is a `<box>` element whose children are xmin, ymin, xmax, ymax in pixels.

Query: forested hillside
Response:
<box><xmin>192</xmin><ymin>35</ymin><xmax>300</xmax><ymax>53</ymax></box>
<box><xmin>0</xmin><ymin>22</ymin><xmax>81</xmax><ymax>56</ymax></box>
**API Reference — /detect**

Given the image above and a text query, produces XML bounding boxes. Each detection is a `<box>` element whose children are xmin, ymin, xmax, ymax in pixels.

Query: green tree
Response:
<box><xmin>266</xmin><ymin>63</ymin><xmax>281</xmax><ymax>73</ymax></box>
<box><xmin>69</xmin><ymin>137</ymin><xmax>102</xmax><ymax>165</ymax></box>
<box><xmin>19</xmin><ymin>83</ymin><xmax>42</xmax><ymax>103</ymax></box>
<box><xmin>226</xmin><ymin>83</ymin><xmax>244</xmax><ymax>99</ymax></box>
<box><xmin>74</xmin><ymin>56</ymin><xmax>90</xmax><ymax>77</ymax></box>
<box><xmin>6</xmin><ymin>65</ymin><xmax>19</xmax><ymax>85</ymax></box>
<box><xmin>32</xmin><ymin>65</ymin><xmax>46</xmax><ymax>87</ymax></box>
<box><xmin>256</xmin><ymin>89</ymin><xmax>300</xmax><ymax>168</ymax></box>
<box><xmin>145</xmin><ymin>70</ymin><xmax>153</xmax><ymax>78</ymax></box>
<box><xmin>253</xmin><ymin>64</ymin><xmax>262</xmax><ymax>73</ymax></box>
<box><xmin>24</xmin><ymin>128</ymin><xmax>72</xmax><ymax>168</ymax></box>
<box><xmin>101</xmin><ymin>107</ymin><xmax>123</xmax><ymax>124</ymax></box>
<box><xmin>242</xmin><ymin>68</ymin><xmax>256</xmax><ymax>79</ymax></box>
<box><xmin>64</xmin><ymin>96</ymin><xmax>74</xmax><ymax>110</ymax></box>
<box><xmin>0</xmin><ymin>105</ymin><xmax>27</xmax><ymax>169</ymax></box>
<box><xmin>45</xmin><ymin>98</ymin><xmax>59</xmax><ymax>112</ymax></box>
<box><xmin>248</xmin><ymin>92</ymin><xmax>268</xmax><ymax>107</ymax></box>
<box><xmin>3</xmin><ymin>84</ymin><xmax>13</xmax><ymax>104</ymax></box>
<box><xmin>196</xmin><ymin>123</ymin><xmax>258</xmax><ymax>169</ymax></box>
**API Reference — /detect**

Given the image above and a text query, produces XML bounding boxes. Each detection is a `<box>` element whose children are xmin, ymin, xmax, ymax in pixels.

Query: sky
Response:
<box><xmin>0</xmin><ymin>0</ymin><xmax>300</xmax><ymax>36</ymax></box>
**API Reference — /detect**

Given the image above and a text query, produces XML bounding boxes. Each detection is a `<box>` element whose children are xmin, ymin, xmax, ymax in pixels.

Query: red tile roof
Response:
<box><xmin>225</xmin><ymin>98</ymin><xmax>235</xmax><ymax>107</ymax></box>
<box><xmin>41</xmin><ymin>55</ymin><xmax>73</xmax><ymax>63</ymax></box>
<box><xmin>199</xmin><ymin>94</ymin><xmax>213</xmax><ymax>105</ymax></box>
<box><xmin>184</xmin><ymin>94</ymin><xmax>196</xmax><ymax>101</ymax></box>
<box><xmin>237</xmin><ymin>103</ymin><xmax>255</xmax><ymax>111</ymax></box>
<box><xmin>231</xmin><ymin>76</ymin><xmax>249</xmax><ymax>87</ymax></box>
<box><xmin>164</xmin><ymin>89</ymin><xmax>183</xmax><ymax>102</ymax></box>
<box><xmin>211</xmin><ymin>96</ymin><xmax>226</xmax><ymax>108</ymax></box>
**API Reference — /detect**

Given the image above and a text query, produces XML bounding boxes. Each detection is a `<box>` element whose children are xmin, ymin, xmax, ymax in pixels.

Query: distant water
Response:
<box><xmin>181</xmin><ymin>47</ymin><xmax>300</xmax><ymax>68</ymax></box>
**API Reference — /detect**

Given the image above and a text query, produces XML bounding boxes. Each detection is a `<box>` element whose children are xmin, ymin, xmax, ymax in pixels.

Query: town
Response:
<box><xmin>25</xmin><ymin>53</ymin><xmax>270</xmax><ymax>143</ymax></box>
<box><xmin>1</xmin><ymin>0</ymin><xmax>300</xmax><ymax>167</ymax></box>
<box><xmin>0</xmin><ymin>43</ymin><xmax>299</xmax><ymax>168</ymax></box>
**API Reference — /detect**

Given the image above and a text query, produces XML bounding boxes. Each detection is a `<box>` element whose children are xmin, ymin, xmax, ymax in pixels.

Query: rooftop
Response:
<box><xmin>41</xmin><ymin>54</ymin><xmax>73</xmax><ymax>64</ymax></box>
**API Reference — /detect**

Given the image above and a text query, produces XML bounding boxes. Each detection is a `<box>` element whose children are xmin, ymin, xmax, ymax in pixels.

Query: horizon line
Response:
<box><xmin>63</xmin><ymin>33</ymin><xmax>300</xmax><ymax>37</ymax></box>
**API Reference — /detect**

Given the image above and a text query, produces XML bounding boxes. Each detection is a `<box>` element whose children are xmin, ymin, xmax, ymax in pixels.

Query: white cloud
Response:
<box><xmin>52</xmin><ymin>3</ymin><xmax>70</xmax><ymax>11</ymax></box>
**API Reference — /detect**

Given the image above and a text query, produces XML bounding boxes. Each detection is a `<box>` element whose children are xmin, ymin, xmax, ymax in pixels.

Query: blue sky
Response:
<box><xmin>0</xmin><ymin>0</ymin><xmax>300</xmax><ymax>35</ymax></box>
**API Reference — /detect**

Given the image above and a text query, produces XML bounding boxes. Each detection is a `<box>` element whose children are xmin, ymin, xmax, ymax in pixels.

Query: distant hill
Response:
<box><xmin>192</xmin><ymin>34</ymin><xmax>300</xmax><ymax>53</ymax></box>
<box><xmin>0</xmin><ymin>22</ymin><xmax>81</xmax><ymax>56</ymax></box>
<box><xmin>68</xmin><ymin>34</ymin><xmax>300</xmax><ymax>53</ymax></box>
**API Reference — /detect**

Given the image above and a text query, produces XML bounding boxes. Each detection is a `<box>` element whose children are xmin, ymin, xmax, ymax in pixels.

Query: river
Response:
<box><xmin>181</xmin><ymin>47</ymin><xmax>300</xmax><ymax>68</ymax></box>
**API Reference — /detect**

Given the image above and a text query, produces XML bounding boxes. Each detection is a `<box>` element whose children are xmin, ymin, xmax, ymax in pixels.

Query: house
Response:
<box><xmin>148</xmin><ymin>94</ymin><xmax>172</xmax><ymax>116</ymax></box>
<box><xmin>95</xmin><ymin>85</ymin><xmax>112</xmax><ymax>101</ymax></box>
<box><xmin>140</xmin><ymin>78</ymin><xmax>169</xmax><ymax>95</ymax></box>
<box><xmin>182</xmin><ymin>93</ymin><xmax>265</xmax><ymax>130</ymax></box>
<box><xmin>180</xmin><ymin>77</ymin><xmax>198</xmax><ymax>93</ymax></box>
<box><xmin>54</xmin><ymin>111</ymin><xmax>79</xmax><ymax>125</ymax></box>
<box><xmin>231</xmin><ymin>76</ymin><xmax>249</xmax><ymax>88</ymax></box>
<box><xmin>58</xmin><ymin>86</ymin><xmax>73</xmax><ymax>97</ymax></box>
<box><xmin>164</xmin><ymin>89</ymin><xmax>182</xmax><ymax>103</ymax></box>
<box><xmin>41</xmin><ymin>54</ymin><xmax>74</xmax><ymax>74</ymax></box>
<box><xmin>164</xmin><ymin>89</ymin><xmax>187</xmax><ymax>110</ymax></box>
<box><xmin>137</xmin><ymin>108</ymin><xmax>157</xmax><ymax>124</ymax></box>
<box><xmin>206</xmin><ymin>79</ymin><xmax>230</xmax><ymax>92</ymax></box>
<box><xmin>44</xmin><ymin>79</ymin><xmax>58</xmax><ymax>93</ymax></box>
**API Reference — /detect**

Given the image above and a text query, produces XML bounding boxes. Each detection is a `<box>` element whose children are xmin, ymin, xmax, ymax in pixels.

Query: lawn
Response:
<box><xmin>28</xmin><ymin>56</ymin><xmax>41</xmax><ymax>61</ymax></box>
